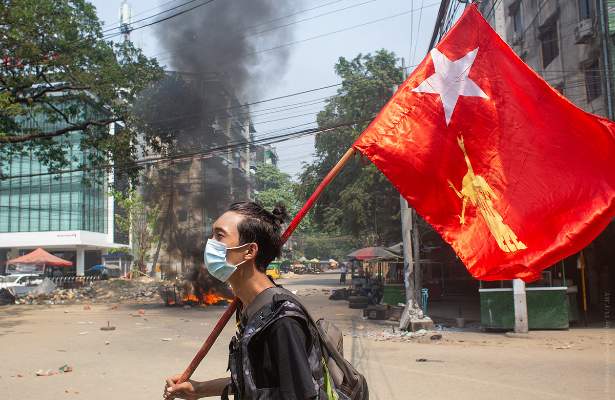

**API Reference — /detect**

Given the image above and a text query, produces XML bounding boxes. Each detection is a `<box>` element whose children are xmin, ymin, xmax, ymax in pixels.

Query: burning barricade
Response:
<box><xmin>159</xmin><ymin>268</ymin><xmax>233</xmax><ymax>307</ymax></box>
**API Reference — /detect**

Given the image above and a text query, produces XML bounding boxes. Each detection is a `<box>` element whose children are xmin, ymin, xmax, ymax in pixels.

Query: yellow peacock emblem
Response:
<box><xmin>448</xmin><ymin>136</ymin><xmax>527</xmax><ymax>253</ymax></box>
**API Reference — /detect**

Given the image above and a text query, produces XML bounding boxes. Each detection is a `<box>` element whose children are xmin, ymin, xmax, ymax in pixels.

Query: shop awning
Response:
<box><xmin>7</xmin><ymin>248</ymin><xmax>73</xmax><ymax>267</ymax></box>
<box><xmin>347</xmin><ymin>246</ymin><xmax>401</xmax><ymax>261</ymax></box>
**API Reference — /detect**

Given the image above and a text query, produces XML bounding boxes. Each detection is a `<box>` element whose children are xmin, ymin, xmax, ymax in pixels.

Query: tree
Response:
<box><xmin>298</xmin><ymin>50</ymin><xmax>403</xmax><ymax>245</ymax></box>
<box><xmin>113</xmin><ymin>189</ymin><xmax>160</xmax><ymax>272</ymax></box>
<box><xmin>254</xmin><ymin>163</ymin><xmax>298</xmax><ymax>211</ymax></box>
<box><xmin>0</xmin><ymin>0</ymin><xmax>164</xmax><ymax>182</ymax></box>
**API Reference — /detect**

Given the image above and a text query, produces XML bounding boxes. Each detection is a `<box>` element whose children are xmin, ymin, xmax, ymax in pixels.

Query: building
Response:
<box><xmin>0</xmin><ymin>102</ymin><xmax>128</xmax><ymax>276</ymax></box>
<box><xmin>251</xmin><ymin>143</ymin><xmax>279</xmax><ymax>168</ymax></box>
<box><xmin>479</xmin><ymin>0</ymin><xmax>614</xmax><ymax>117</ymax></box>
<box><xmin>142</xmin><ymin>72</ymin><xmax>254</xmax><ymax>276</ymax></box>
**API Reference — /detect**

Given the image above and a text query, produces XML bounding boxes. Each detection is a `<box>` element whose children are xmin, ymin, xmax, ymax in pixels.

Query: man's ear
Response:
<box><xmin>245</xmin><ymin>242</ymin><xmax>258</xmax><ymax>261</ymax></box>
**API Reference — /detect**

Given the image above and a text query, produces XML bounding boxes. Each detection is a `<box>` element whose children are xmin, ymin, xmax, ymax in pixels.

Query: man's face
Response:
<box><xmin>211</xmin><ymin>211</ymin><xmax>249</xmax><ymax>266</ymax></box>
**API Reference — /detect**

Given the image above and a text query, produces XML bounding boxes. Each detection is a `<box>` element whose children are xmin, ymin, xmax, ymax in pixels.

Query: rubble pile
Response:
<box><xmin>14</xmin><ymin>278</ymin><xmax>172</xmax><ymax>305</ymax></box>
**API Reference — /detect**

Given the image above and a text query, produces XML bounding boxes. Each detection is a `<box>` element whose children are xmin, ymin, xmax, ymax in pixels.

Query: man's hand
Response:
<box><xmin>164</xmin><ymin>374</ymin><xmax>199</xmax><ymax>400</ymax></box>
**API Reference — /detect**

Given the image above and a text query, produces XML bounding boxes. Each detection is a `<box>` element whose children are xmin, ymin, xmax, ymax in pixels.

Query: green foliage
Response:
<box><xmin>298</xmin><ymin>50</ymin><xmax>403</xmax><ymax>246</ymax></box>
<box><xmin>299</xmin><ymin>235</ymin><xmax>360</xmax><ymax>261</ymax></box>
<box><xmin>113</xmin><ymin>189</ymin><xmax>160</xmax><ymax>270</ymax></box>
<box><xmin>0</xmin><ymin>0</ymin><xmax>164</xmax><ymax>183</ymax></box>
<box><xmin>254</xmin><ymin>162</ymin><xmax>314</xmax><ymax>233</ymax></box>
<box><xmin>106</xmin><ymin>247</ymin><xmax>128</xmax><ymax>254</ymax></box>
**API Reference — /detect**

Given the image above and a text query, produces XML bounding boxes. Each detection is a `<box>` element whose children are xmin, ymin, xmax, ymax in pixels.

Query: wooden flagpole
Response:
<box><xmin>176</xmin><ymin>147</ymin><xmax>357</xmax><ymax>384</ymax></box>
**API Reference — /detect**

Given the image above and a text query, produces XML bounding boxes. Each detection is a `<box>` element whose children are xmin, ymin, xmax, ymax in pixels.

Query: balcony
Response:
<box><xmin>574</xmin><ymin>19</ymin><xmax>595</xmax><ymax>44</ymax></box>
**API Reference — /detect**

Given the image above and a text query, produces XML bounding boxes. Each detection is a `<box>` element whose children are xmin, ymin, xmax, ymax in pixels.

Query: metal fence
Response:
<box><xmin>49</xmin><ymin>275</ymin><xmax>101</xmax><ymax>289</ymax></box>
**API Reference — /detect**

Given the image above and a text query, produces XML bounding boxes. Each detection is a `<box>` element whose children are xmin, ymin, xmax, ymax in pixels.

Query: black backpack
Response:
<box><xmin>247</xmin><ymin>287</ymin><xmax>369</xmax><ymax>400</ymax></box>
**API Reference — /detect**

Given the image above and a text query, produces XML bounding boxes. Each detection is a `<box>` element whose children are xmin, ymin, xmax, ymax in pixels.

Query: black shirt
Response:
<box><xmin>247</xmin><ymin>316</ymin><xmax>318</xmax><ymax>400</ymax></box>
<box><xmin>238</xmin><ymin>287</ymin><xmax>319</xmax><ymax>400</ymax></box>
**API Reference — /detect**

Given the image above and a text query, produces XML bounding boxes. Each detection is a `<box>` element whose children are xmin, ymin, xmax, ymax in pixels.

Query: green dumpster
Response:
<box><xmin>382</xmin><ymin>284</ymin><xmax>406</xmax><ymax>305</ymax></box>
<box><xmin>480</xmin><ymin>287</ymin><xmax>569</xmax><ymax>330</ymax></box>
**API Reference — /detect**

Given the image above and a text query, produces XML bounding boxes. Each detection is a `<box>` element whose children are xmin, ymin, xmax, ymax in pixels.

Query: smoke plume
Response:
<box><xmin>136</xmin><ymin>1</ymin><xmax>302</xmax><ymax>282</ymax></box>
<box><xmin>155</xmin><ymin>0</ymin><xmax>300</xmax><ymax>99</ymax></box>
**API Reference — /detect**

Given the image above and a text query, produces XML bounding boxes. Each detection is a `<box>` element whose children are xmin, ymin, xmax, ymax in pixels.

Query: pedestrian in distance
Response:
<box><xmin>339</xmin><ymin>262</ymin><xmax>347</xmax><ymax>285</ymax></box>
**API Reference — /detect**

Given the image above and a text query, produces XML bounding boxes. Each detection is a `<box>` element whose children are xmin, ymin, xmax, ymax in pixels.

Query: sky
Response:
<box><xmin>91</xmin><ymin>0</ymin><xmax>439</xmax><ymax>179</ymax></box>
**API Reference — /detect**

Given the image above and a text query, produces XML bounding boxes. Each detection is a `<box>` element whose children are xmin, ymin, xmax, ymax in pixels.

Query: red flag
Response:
<box><xmin>352</xmin><ymin>5</ymin><xmax>615</xmax><ymax>282</ymax></box>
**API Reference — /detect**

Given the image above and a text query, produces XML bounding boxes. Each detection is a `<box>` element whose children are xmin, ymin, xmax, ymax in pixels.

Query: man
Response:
<box><xmin>164</xmin><ymin>202</ymin><xmax>325</xmax><ymax>400</ymax></box>
<box><xmin>339</xmin><ymin>262</ymin><xmax>347</xmax><ymax>285</ymax></box>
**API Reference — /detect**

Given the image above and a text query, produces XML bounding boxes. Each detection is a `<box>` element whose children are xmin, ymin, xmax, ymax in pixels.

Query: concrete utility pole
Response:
<box><xmin>513</xmin><ymin>279</ymin><xmax>528</xmax><ymax>333</ymax></box>
<box><xmin>398</xmin><ymin>58</ymin><xmax>432</xmax><ymax>331</ymax></box>
<box><xmin>119</xmin><ymin>0</ymin><xmax>132</xmax><ymax>43</ymax></box>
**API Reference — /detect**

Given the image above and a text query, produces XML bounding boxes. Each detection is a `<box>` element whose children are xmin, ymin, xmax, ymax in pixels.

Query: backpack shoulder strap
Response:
<box><xmin>243</xmin><ymin>286</ymin><xmax>293</xmax><ymax>322</ymax></box>
<box><xmin>272</xmin><ymin>292</ymin><xmax>359</xmax><ymax>383</ymax></box>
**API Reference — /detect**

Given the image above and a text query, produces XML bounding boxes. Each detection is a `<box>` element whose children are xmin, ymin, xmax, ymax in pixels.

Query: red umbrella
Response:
<box><xmin>347</xmin><ymin>246</ymin><xmax>400</xmax><ymax>261</ymax></box>
<box><xmin>7</xmin><ymin>248</ymin><xmax>73</xmax><ymax>267</ymax></box>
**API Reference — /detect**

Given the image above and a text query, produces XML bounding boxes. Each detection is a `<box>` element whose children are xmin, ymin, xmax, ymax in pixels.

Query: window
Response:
<box><xmin>511</xmin><ymin>2</ymin><xmax>523</xmax><ymax>33</ymax></box>
<box><xmin>177</xmin><ymin>209</ymin><xmax>188</xmax><ymax>222</ymax></box>
<box><xmin>585</xmin><ymin>61</ymin><xmax>602</xmax><ymax>102</ymax></box>
<box><xmin>540</xmin><ymin>20</ymin><xmax>559</xmax><ymax>68</ymax></box>
<box><xmin>578</xmin><ymin>0</ymin><xmax>593</xmax><ymax>20</ymax></box>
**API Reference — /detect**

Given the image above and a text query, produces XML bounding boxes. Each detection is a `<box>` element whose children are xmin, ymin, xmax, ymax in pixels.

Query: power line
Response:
<box><xmin>148</xmin><ymin>0</ymin><xmax>377</xmax><ymax>60</ymax></box>
<box><xmin>154</xmin><ymin>2</ymin><xmax>441</xmax><ymax>62</ymax></box>
<box><xmin>241</xmin><ymin>0</ymin><xmax>348</xmax><ymax>33</ymax></box>
<box><xmin>101</xmin><ymin>0</ymin><xmax>187</xmax><ymax>33</ymax></box>
<box><xmin>133</xmin><ymin>69</ymin><xmax>418</xmax><ymax>128</ymax></box>
<box><xmin>103</xmin><ymin>0</ymin><xmax>218</xmax><ymax>40</ymax></box>
<box><xmin>2</xmin><ymin>117</ymin><xmax>374</xmax><ymax>180</ymax></box>
<box><xmin>102</xmin><ymin>0</ymin><xmax>210</xmax><ymax>34</ymax></box>
<box><xmin>411</xmin><ymin>0</ymin><xmax>426</xmax><ymax>65</ymax></box>
<box><xmin>486</xmin><ymin>0</ymin><xmax>503</xmax><ymax>21</ymax></box>
<box><xmin>429</xmin><ymin>0</ymin><xmax>452</xmax><ymax>49</ymax></box>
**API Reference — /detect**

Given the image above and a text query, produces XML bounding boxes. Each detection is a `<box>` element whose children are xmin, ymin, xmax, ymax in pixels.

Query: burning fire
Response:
<box><xmin>204</xmin><ymin>292</ymin><xmax>228</xmax><ymax>305</ymax></box>
<box><xmin>181</xmin><ymin>291</ymin><xmax>230</xmax><ymax>306</ymax></box>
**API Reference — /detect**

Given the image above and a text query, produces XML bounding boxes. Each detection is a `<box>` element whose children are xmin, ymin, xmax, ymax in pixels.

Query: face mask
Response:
<box><xmin>204</xmin><ymin>238</ymin><xmax>251</xmax><ymax>282</ymax></box>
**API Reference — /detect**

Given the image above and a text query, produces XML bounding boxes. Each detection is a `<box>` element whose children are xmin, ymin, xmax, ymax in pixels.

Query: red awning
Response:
<box><xmin>7</xmin><ymin>248</ymin><xmax>73</xmax><ymax>267</ymax></box>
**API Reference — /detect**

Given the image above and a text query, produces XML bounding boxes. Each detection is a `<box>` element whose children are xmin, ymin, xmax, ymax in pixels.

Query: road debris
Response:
<box><xmin>36</xmin><ymin>369</ymin><xmax>58</xmax><ymax>376</ymax></box>
<box><xmin>36</xmin><ymin>364</ymin><xmax>73</xmax><ymax>377</ymax></box>
<box><xmin>100</xmin><ymin>321</ymin><xmax>116</xmax><ymax>331</ymax></box>
<box><xmin>58</xmin><ymin>364</ymin><xmax>73</xmax><ymax>373</ymax></box>
<box><xmin>12</xmin><ymin>278</ymin><xmax>169</xmax><ymax>305</ymax></box>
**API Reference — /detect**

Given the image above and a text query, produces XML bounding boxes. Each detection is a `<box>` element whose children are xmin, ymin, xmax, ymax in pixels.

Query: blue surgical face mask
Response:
<box><xmin>204</xmin><ymin>238</ymin><xmax>251</xmax><ymax>282</ymax></box>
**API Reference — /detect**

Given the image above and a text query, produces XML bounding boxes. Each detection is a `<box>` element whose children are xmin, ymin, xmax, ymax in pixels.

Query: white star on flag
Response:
<box><xmin>412</xmin><ymin>47</ymin><xmax>488</xmax><ymax>125</ymax></box>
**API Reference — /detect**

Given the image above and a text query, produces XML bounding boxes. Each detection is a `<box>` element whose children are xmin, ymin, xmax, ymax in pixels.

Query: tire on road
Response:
<box><xmin>348</xmin><ymin>295</ymin><xmax>369</xmax><ymax>309</ymax></box>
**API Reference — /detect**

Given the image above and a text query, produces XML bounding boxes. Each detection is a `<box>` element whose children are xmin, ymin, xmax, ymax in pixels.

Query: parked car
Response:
<box><xmin>0</xmin><ymin>274</ymin><xmax>43</xmax><ymax>296</ymax></box>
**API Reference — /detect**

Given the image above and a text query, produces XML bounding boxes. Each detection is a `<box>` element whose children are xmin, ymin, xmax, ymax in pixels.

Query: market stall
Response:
<box><xmin>347</xmin><ymin>246</ymin><xmax>402</xmax><ymax>305</ymax></box>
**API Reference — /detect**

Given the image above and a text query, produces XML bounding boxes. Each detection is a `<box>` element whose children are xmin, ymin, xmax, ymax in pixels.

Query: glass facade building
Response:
<box><xmin>0</xmin><ymin>104</ymin><xmax>108</xmax><ymax>234</ymax></box>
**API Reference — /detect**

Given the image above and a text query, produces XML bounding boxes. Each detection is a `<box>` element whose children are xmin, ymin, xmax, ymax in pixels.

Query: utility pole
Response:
<box><xmin>398</xmin><ymin>58</ymin><xmax>432</xmax><ymax>331</ymax></box>
<box><xmin>119</xmin><ymin>0</ymin><xmax>132</xmax><ymax>43</ymax></box>
<box><xmin>513</xmin><ymin>279</ymin><xmax>528</xmax><ymax>333</ymax></box>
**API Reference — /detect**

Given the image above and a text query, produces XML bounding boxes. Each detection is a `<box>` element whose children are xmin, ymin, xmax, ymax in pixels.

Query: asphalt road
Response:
<box><xmin>0</xmin><ymin>273</ymin><xmax>612</xmax><ymax>400</ymax></box>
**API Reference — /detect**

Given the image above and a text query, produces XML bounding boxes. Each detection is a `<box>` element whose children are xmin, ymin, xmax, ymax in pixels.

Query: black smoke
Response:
<box><xmin>135</xmin><ymin>0</ymin><xmax>302</xmax><ymax>281</ymax></box>
<box><xmin>155</xmin><ymin>0</ymin><xmax>299</xmax><ymax>98</ymax></box>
